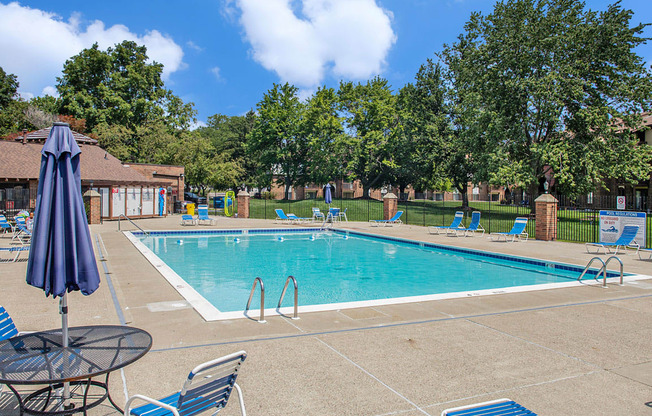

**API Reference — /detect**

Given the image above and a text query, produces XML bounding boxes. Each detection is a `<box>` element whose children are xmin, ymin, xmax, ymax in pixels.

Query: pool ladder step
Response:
<box><xmin>578</xmin><ymin>256</ymin><xmax>623</xmax><ymax>288</ymax></box>
<box><xmin>245</xmin><ymin>276</ymin><xmax>299</xmax><ymax>323</ymax></box>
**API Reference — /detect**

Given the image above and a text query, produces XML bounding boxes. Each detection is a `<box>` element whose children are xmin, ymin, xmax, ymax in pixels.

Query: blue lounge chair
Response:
<box><xmin>125</xmin><ymin>351</ymin><xmax>247</xmax><ymax>416</ymax></box>
<box><xmin>441</xmin><ymin>398</ymin><xmax>536</xmax><ymax>415</ymax></box>
<box><xmin>311</xmin><ymin>207</ymin><xmax>325</xmax><ymax>222</ymax></box>
<box><xmin>338</xmin><ymin>208</ymin><xmax>348</xmax><ymax>222</ymax></box>
<box><xmin>490</xmin><ymin>217</ymin><xmax>529</xmax><ymax>242</ymax></box>
<box><xmin>586</xmin><ymin>225</ymin><xmax>640</xmax><ymax>254</ymax></box>
<box><xmin>0</xmin><ymin>246</ymin><xmax>29</xmax><ymax>263</ymax></box>
<box><xmin>450</xmin><ymin>211</ymin><xmax>485</xmax><ymax>237</ymax></box>
<box><xmin>275</xmin><ymin>208</ymin><xmax>292</xmax><ymax>223</ymax></box>
<box><xmin>13</xmin><ymin>223</ymin><xmax>32</xmax><ymax>245</ymax></box>
<box><xmin>180</xmin><ymin>214</ymin><xmax>196</xmax><ymax>226</ymax></box>
<box><xmin>196</xmin><ymin>204</ymin><xmax>215</xmax><ymax>225</ymax></box>
<box><xmin>0</xmin><ymin>215</ymin><xmax>13</xmax><ymax>236</ymax></box>
<box><xmin>429</xmin><ymin>211</ymin><xmax>464</xmax><ymax>235</ymax></box>
<box><xmin>0</xmin><ymin>305</ymin><xmax>19</xmax><ymax>341</ymax></box>
<box><xmin>638</xmin><ymin>247</ymin><xmax>652</xmax><ymax>261</ymax></box>
<box><xmin>369</xmin><ymin>211</ymin><xmax>403</xmax><ymax>227</ymax></box>
<box><xmin>287</xmin><ymin>213</ymin><xmax>310</xmax><ymax>223</ymax></box>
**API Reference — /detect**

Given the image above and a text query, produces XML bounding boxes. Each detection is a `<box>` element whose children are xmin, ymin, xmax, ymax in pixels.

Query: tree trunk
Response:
<box><xmin>457</xmin><ymin>184</ymin><xmax>469</xmax><ymax>209</ymax></box>
<box><xmin>284</xmin><ymin>177</ymin><xmax>291</xmax><ymax>200</ymax></box>
<box><xmin>528</xmin><ymin>182</ymin><xmax>538</xmax><ymax>216</ymax></box>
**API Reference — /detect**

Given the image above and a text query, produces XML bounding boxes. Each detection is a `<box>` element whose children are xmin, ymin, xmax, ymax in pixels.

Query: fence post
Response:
<box><xmin>534</xmin><ymin>193</ymin><xmax>558</xmax><ymax>241</ymax></box>
<box><xmin>237</xmin><ymin>191</ymin><xmax>250</xmax><ymax>218</ymax></box>
<box><xmin>383</xmin><ymin>193</ymin><xmax>398</xmax><ymax>220</ymax></box>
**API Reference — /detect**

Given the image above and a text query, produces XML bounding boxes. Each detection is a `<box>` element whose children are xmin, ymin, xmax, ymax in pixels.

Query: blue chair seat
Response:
<box><xmin>442</xmin><ymin>398</ymin><xmax>536</xmax><ymax>415</ymax></box>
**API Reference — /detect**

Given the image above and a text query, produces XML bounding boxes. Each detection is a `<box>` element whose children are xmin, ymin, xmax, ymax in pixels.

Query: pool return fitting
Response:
<box><xmin>578</xmin><ymin>256</ymin><xmax>624</xmax><ymax>288</ymax></box>
<box><xmin>245</xmin><ymin>276</ymin><xmax>300</xmax><ymax>323</ymax></box>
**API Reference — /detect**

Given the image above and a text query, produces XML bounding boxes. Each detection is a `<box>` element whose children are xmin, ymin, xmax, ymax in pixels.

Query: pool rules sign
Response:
<box><xmin>599</xmin><ymin>210</ymin><xmax>646</xmax><ymax>245</ymax></box>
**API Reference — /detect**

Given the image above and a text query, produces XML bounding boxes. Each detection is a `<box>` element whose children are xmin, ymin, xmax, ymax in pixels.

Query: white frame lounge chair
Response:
<box><xmin>450</xmin><ymin>211</ymin><xmax>485</xmax><ymax>237</ymax></box>
<box><xmin>311</xmin><ymin>207</ymin><xmax>325</xmax><ymax>222</ymax></box>
<box><xmin>369</xmin><ymin>211</ymin><xmax>403</xmax><ymax>227</ymax></box>
<box><xmin>0</xmin><ymin>246</ymin><xmax>29</xmax><ymax>263</ymax></box>
<box><xmin>429</xmin><ymin>211</ymin><xmax>464</xmax><ymax>235</ymax></box>
<box><xmin>196</xmin><ymin>204</ymin><xmax>215</xmax><ymax>225</ymax></box>
<box><xmin>489</xmin><ymin>217</ymin><xmax>529</xmax><ymax>242</ymax></box>
<box><xmin>586</xmin><ymin>225</ymin><xmax>640</xmax><ymax>254</ymax></box>
<box><xmin>180</xmin><ymin>214</ymin><xmax>197</xmax><ymax>226</ymax></box>
<box><xmin>637</xmin><ymin>247</ymin><xmax>652</xmax><ymax>261</ymax></box>
<box><xmin>124</xmin><ymin>351</ymin><xmax>247</xmax><ymax>416</ymax></box>
<box><xmin>441</xmin><ymin>398</ymin><xmax>536</xmax><ymax>415</ymax></box>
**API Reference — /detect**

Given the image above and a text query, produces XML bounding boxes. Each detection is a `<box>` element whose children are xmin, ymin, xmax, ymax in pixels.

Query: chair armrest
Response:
<box><xmin>124</xmin><ymin>394</ymin><xmax>180</xmax><ymax>416</ymax></box>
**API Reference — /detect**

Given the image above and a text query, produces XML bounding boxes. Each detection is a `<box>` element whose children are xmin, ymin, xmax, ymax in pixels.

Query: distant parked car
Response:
<box><xmin>184</xmin><ymin>192</ymin><xmax>207</xmax><ymax>205</ymax></box>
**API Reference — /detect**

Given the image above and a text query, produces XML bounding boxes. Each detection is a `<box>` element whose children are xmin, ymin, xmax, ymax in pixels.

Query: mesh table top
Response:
<box><xmin>0</xmin><ymin>325</ymin><xmax>152</xmax><ymax>384</ymax></box>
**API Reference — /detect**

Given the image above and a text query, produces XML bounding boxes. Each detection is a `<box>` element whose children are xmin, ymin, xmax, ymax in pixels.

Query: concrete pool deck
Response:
<box><xmin>1</xmin><ymin>215</ymin><xmax>652</xmax><ymax>415</ymax></box>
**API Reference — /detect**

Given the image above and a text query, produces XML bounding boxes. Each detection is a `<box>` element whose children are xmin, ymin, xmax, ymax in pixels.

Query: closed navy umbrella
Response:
<box><xmin>25</xmin><ymin>122</ymin><xmax>101</xmax><ymax>407</ymax></box>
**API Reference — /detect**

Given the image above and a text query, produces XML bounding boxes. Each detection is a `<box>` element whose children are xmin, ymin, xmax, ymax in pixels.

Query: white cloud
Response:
<box><xmin>0</xmin><ymin>2</ymin><xmax>184</xmax><ymax>98</ymax></box>
<box><xmin>189</xmin><ymin>120</ymin><xmax>207</xmax><ymax>130</ymax></box>
<box><xmin>186</xmin><ymin>40</ymin><xmax>203</xmax><ymax>52</ymax></box>
<box><xmin>41</xmin><ymin>86</ymin><xmax>59</xmax><ymax>97</ymax></box>
<box><xmin>234</xmin><ymin>0</ymin><xmax>396</xmax><ymax>88</ymax></box>
<box><xmin>210</xmin><ymin>66</ymin><xmax>223</xmax><ymax>81</ymax></box>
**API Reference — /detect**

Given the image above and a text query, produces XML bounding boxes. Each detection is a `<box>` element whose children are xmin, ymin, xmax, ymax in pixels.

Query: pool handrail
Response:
<box><xmin>277</xmin><ymin>275</ymin><xmax>299</xmax><ymax>320</ymax></box>
<box><xmin>245</xmin><ymin>277</ymin><xmax>266</xmax><ymax>323</ymax></box>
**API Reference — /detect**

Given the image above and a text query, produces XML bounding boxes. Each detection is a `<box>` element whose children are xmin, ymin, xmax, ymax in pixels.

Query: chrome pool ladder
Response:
<box><xmin>245</xmin><ymin>277</ymin><xmax>266</xmax><ymax>323</ymax></box>
<box><xmin>578</xmin><ymin>256</ymin><xmax>624</xmax><ymax>288</ymax></box>
<box><xmin>277</xmin><ymin>276</ymin><xmax>299</xmax><ymax>320</ymax></box>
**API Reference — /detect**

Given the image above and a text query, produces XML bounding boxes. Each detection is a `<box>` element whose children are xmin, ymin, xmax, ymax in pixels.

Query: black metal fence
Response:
<box><xmin>247</xmin><ymin>192</ymin><xmax>651</xmax><ymax>248</ymax></box>
<box><xmin>0</xmin><ymin>188</ymin><xmax>32</xmax><ymax>218</ymax></box>
<box><xmin>555</xmin><ymin>194</ymin><xmax>651</xmax><ymax>248</ymax></box>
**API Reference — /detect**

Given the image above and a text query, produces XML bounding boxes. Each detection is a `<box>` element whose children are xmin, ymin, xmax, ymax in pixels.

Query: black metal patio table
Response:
<box><xmin>0</xmin><ymin>325</ymin><xmax>152</xmax><ymax>416</ymax></box>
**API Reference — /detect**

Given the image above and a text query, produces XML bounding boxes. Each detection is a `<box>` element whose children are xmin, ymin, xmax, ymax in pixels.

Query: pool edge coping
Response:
<box><xmin>124</xmin><ymin>228</ymin><xmax>652</xmax><ymax>321</ymax></box>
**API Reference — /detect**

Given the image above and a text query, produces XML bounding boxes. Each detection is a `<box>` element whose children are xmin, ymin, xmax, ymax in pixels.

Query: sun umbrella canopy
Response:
<box><xmin>26</xmin><ymin>122</ymin><xmax>100</xmax><ymax>298</ymax></box>
<box><xmin>324</xmin><ymin>183</ymin><xmax>332</xmax><ymax>205</ymax></box>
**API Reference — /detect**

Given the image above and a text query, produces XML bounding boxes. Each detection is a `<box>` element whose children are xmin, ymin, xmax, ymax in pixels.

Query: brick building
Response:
<box><xmin>0</xmin><ymin>127</ymin><xmax>176</xmax><ymax>219</ymax></box>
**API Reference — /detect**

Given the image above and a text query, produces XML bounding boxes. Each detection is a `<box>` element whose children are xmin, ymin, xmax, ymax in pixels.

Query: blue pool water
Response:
<box><xmin>138</xmin><ymin>229</ymin><xmax>616</xmax><ymax>313</ymax></box>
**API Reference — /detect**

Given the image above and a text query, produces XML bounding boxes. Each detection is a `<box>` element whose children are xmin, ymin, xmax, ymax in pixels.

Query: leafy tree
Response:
<box><xmin>338</xmin><ymin>77</ymin><xmax>400</xmax><ymax>198</ymax></box>
<box><xmin>302</xmin><ymin>87</ymin><xmax>349</xmax><ymax>186</ymax></box>
<box><xmin>0</xmin><ymin>67</ymin><xmax>31</xmax><ymax>136</ymax></box>
<box><xmin>57</xmin><ymin>41</ymin><xmax>195</xmax><ymax>133</ymax></box>
<box><xmin>93</xmin><ymin>122</ymin><xmax>134</xmax><ymax>161</ymax></box>
<box><xmin>171</xmin><ymin>132</ymin><xmax>243</xmax><ymax>194</ymax></box>
<box><xmin>247</xmin><ymin>83</ymin><xmax>308</xmax><ymax>199</ymax></box>
<box><xmin>441</xmin><ymin>0</ymin><xmax>652</xmax><ymax>199</ymax></box>
<box><xmin>197</xmin><ymin>111</ymin><xmax>258</xmax><ymax>191</ymax></box>
<box><xmin>0</xmin><ymin>67</ymin><xmax>19</xmax><ymax>109</ymax></box>
<box><xmin>29</xmin><ymin>95</ymin><xmax>61</xmax><ymax>115</ymax></box>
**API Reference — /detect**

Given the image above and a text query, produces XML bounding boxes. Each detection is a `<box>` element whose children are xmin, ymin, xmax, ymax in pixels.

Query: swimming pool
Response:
<box><xmin>127</xmin><ymin>228</ymin><xmax>634</xmax><ymax>321</ymax></box>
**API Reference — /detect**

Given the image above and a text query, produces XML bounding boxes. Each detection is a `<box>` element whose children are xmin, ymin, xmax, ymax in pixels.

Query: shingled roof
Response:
<box><xmin>0</xmin><ymin>140</ymin><xmax>161</xmax><ymax>185</ymax></box>
<box><xmin>16</xmin><ymin>126</ymin><xmax>98</xmax><ymax>145</ymax></box>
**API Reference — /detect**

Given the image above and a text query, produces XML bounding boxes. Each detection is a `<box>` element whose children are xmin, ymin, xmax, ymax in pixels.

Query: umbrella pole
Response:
<box><xmin>60</xmin><ymin>294</ymin><xmax>71</xmax><ymax>409</ymax></box>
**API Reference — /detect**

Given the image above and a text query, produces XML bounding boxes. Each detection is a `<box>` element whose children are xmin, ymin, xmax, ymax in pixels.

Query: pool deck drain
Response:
<box><xmin>1</xmin><ymin>215</ymin><xmax>652</xmax><ymax>415</ymax></box>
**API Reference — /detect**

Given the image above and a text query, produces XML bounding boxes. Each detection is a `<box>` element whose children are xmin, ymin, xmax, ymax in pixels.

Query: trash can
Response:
<box><xmin>187</xmin><ymin>203</ymin><xmax>195</xmax><ymax>216</ymax></box>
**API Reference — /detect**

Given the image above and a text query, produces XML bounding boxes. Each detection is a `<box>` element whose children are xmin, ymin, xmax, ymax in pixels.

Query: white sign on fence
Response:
<box><xmin>616</xmin><ymin>196</ymin><xmax>626</xmax><ymax>210</ymax></box>
<box><xmin>599</xmin><ymin>210</ymin><xmax>646</xmax><ymax>245</ymax></box>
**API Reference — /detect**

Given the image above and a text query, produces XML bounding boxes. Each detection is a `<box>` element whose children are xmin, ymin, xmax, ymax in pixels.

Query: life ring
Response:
<box><xmin>224</xmin><ymin>190</ymin><xmax>236</xmax><ymax>217</ymax></box>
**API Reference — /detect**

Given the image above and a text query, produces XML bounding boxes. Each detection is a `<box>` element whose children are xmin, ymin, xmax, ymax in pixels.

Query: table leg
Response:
<box><xmin>104</xmin><ymin>372</ymin><xmax>125</xmax><ymax>414</ymax></box>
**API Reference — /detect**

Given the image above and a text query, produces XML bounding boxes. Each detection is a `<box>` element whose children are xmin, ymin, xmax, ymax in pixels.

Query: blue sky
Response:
<box><xmin>1</xmin><ymin>0</ymin><xmax>651</xmax><ymax>126</ymax></box>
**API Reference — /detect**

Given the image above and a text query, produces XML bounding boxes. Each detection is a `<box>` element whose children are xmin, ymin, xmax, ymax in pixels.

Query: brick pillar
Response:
<box><xmin>383</xmin><ymin>192</ymin><xmax>397</xmax><ymax>220</ymax></box>
<box><xmin>237</xmin><ymin>191</ymin><xmax>250</xmax><ymax>219</ymax></box>
<box><xmin>83</xmin><ymin>189</ymin><xmax>101</xmax><ymax>225</ymax></box>
<box><xmin>535</xmin><ymin>193</ymin><xmax>558</xmax><ymax>241</ymax></box>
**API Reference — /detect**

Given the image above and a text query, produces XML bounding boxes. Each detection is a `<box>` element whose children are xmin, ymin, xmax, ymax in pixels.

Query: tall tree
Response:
<box><xmin>56</xmin><ymin>41</ymin><xmax>195</xmax><ymax>133</ymax></box>
<box><xmin>247</xmin><ymin>83</ymin><xmax>308</xmax><ymax>199</ymax></box>
<box><xmin>0</xmin><ymin>67</ymin><xmax>19</xmax><ymax>110</ymax></box>
<box><xmin>338</xmin><ymin>77</ymin><xmax>400</xmax><ymax>198</ymax></box>
<box><xmin>442</xmin><ymin>0</ymin><xmax>652</xmax><ymax>199</ymax></box>
<box><xmin>302</xmin><ymin>87</ymin><xmax>349</xmax><ymax>186</ymax></box>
